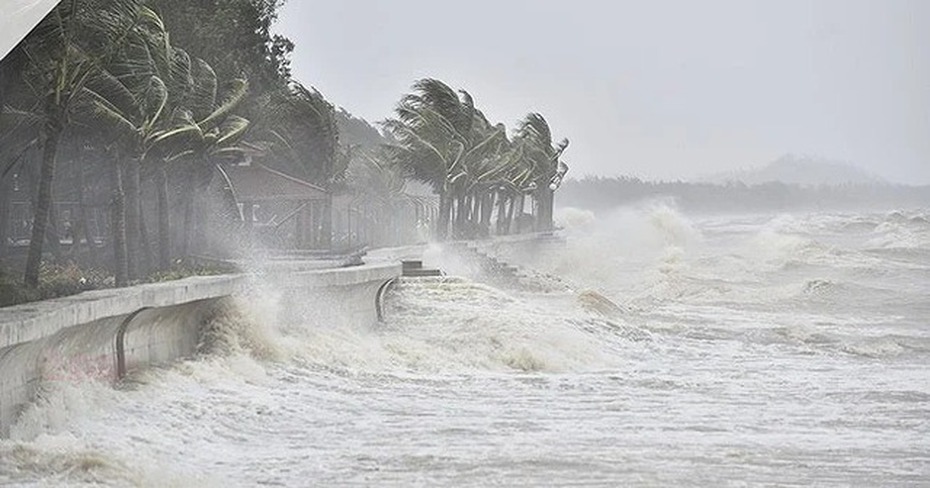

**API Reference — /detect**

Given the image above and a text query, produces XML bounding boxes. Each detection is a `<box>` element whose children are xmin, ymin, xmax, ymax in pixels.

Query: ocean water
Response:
<box><xmin>1</xmin><ymin>206</ymin><xmax>929</xmax><ymax>487</ymax></box>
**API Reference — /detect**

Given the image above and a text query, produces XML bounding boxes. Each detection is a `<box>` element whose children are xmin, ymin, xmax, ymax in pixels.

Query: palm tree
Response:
<box><xmin>453</xmin><ymin>117</ymin><xmax>520</xmax><ymax>238</ymax></box>
<box><xmin>89</xmin><ymin>42</ymin><xmax>248</xmax><ymax>271</ymax></box>
<box><xmin>80</xmin><ymin>5</ymin><xmax>173</xmax><ymax>280</ymax></box>
<box><xmin>344</xmin><ymin>155</ymin><xmax>422</xmax><ymax>246</ymax></box>
<box><xmin>4</xmin><ymin>0</ymin><xmax>153</xmax><ymax>287</ymax></box>
<box><xmin>1</xmin><ymin>48</ymin><xmax>40</xmax><ymax>259</ymax></box>
<box><xmin>147</xmin><ymin>60</ymin><xmax>250</xmax><ymax>257</ymax></box>
<box><xmin>252</xmin><ymin>82</ymin><xmax>340</xmax><ymax>248</ymax></box>
<box><xmin>383</xmin><ymin>78</ymin><xmax>508</xmax><ymax>239</ymax></box>
<box><xmin>514</xmin><ymin>113</ymin><xmax>569</xmax><ymax>232</ymax></box>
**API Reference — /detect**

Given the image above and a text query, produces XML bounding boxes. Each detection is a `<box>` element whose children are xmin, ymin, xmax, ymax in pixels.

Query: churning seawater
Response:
<box><xmin>1</xmin><ymin>206</ymin><xmax>929</xmax><ymax>487</ymax></box>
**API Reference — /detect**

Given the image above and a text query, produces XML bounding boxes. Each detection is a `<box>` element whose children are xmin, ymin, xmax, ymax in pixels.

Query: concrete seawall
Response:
<box><xmin>0</xmin><ymin>262</ymin><xmax>400</xmax><ymax>437</ymax></box>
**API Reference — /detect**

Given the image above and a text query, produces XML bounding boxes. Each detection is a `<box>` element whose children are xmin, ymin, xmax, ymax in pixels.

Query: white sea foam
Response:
<box><xmin>3</xmin><ymin>207</ymin><xmax>929</xmax><ymax>486</ymax></box>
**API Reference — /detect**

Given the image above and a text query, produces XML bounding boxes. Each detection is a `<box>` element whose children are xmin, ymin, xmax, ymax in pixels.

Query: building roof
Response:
<box><xmin>220</xmin><ymin>163</ymin><xmax>328</xmax><ymax>203</ymax></box>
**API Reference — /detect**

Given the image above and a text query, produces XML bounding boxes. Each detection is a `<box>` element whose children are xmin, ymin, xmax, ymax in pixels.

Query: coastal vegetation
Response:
<box><xmin>382</xmin><ymin>79</ymin><xmax>569</xmax><ymax>240</ymax></box>
<box><xmin>559</xmin><ymin>176</ymin><xmax>930</xmax><ymax>214</ymax></box>
<box><xmin>0</xmin><ymin>0</ymin><xmax>571</xmax><ymax>301</ymax></box>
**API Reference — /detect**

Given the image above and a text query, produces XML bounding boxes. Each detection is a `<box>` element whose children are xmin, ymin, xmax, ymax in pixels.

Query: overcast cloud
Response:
<box><xmin>276</xmin><ymin>0</ymin><xmax>929</xmax><ymax>184</ymax></box>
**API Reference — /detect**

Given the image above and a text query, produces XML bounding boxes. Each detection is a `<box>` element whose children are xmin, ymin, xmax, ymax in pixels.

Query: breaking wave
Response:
<box><xmin>3</xmin><ymin>205</ymin><xmax>929</xmax><ymax>486</ymax></box>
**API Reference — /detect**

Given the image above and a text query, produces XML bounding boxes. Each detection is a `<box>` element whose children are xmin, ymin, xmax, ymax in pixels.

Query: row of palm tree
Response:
<box><xmin>1</xmin><ymin>0</ymin><xmax>258</xmax><ymax>287</ymax></box>
<box><xmin>381</xmin><ymin>78</ymin><xmax>569</xmax><ymax>240</ymax></box>
<box><xmin>0</xmin><ymin>2</ymin><xmax>571</xmax><ymax>296</ymax></box>
<box><xmin>0</xmin><ymin>0</ymin><xmax>338</xmax><ymax>290</ymax></box>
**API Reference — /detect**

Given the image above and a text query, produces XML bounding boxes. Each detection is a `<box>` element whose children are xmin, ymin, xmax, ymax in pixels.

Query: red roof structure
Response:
<box><xmin>214</xmin><ymin>163</ymin><xmax>331</xmax><ymax>250</ymax></box>
<box><xmin>219</xmin><ymin>163</ymin><xmax>328</xmax><ymax>203</ymax></box>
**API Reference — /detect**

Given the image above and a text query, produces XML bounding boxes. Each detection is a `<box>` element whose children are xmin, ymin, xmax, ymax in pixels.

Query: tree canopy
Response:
<box><xmin>0</xmin><ymin>1</ymin><xmax>571</xmax><ymax>300</ymax></box>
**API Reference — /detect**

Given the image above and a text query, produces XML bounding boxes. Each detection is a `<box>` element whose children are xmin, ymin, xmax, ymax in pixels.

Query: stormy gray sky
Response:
<box><xmin>276</xmin><ymin>0</ymin><xmax>930</xmax><ymax>184</ymax></box>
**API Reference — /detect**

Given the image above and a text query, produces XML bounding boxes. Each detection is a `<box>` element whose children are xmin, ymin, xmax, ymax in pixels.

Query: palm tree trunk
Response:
<box><xmin>472</xmin><ymin>192</ymin><xmax>482</xmax><ymax>238</ymax></box>
<box><xmin>449</xmin><ymin>198</ymin><xmax>456</xmax><ymax>235</ymax></box>
<box><xmin>346</xmin><ymin>203</ymin><xmax>352</xmax><ymax>249</ymax></box>
<box><xmin>456</xmin><ymin>193</ymin><xmax>468</xmax><ymax>239</ymax></box>
<box><xmin>509</xmin><ymin>194</ymin><xmax>523</xmax><ymax>234</ymax></box>
<box><xmin>24</xmin><ymin>119</ymin><xmax>62</xmax><ymax>287</ymax></box>
<box><xmin>436</xmin><ymin>190</ymin><xmax>451</xmax><ymax>241</ymax></box>
<box><xmin>321</xmin><ymin>193</ymin><xmax>333</xmax><ymax>250</ymax></box>
<box><xmin>181</xmin><ymin>167</ymin><xmax>195</xmax><ymax>257</ymax></box>
<box><xmin>450</xmin><ymin>195</ymin><xmax>458</xmax><ymax>239</ymax></box>
<box><xmin>155</xmin><ymin>164</ymin><xmax>171</xmax><ymax>270</ymax></box>
<box><xmin>74</xmin><ymin>163</ymin><xmax>98</xmax><ymax>266</ymax></box>
<box><xmin>480</xmin><ymin>192</ymin><xmax>494</xmax><ymax>238</ymax></box>
<box><xmin>470</xmin><ymin>193</ymin><xmax>480</xmax><ymax>237</ymax></box>
<box><xmin>139</xmin><ymin>209</ymin><xmax>153</xmax><ymax>277</ymax></box>
<box><xmin>109</xmin><ymin>161</ymin><xmax>128</xmax><ymax>287</ymax></box>
<box><xmin>538</xmin><ymin>188</ymin><xmax>554</xmax><ymax>231</ymax></box>
<box><xmin>0</xmin><ymin>176</ymin><xmax>10</xmax><ymax>260</ymax></box>
<box><xmin>45</xmin><ymin>202</ymin><xmax>62</xmax><ymax>260</ymax></box>
<box><xmin>495</xmin><ymin>192</ymin><xmax>507</xmax><ymax>235</ymax></box>
<box><xmin>124</xmin><ymin>157</ymin><xmax>141</xmax><ymax>279</ymax></box>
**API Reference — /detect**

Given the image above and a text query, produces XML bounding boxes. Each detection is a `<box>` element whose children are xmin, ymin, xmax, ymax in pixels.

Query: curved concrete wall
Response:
<box><xmin>0</xmin><ymin>262</ymin><xmax>401</xmax><ymax>437</ymax></box>
<box><xmin>1</xmin><ymin>311</ymin><xmax>127</xmax><ymax>437</ymax></box>
<box><xmin>120</xmin><ymin>298</ymin><xmax>227</xmax><ymax>377</ymax></box>
<box><xmin>273</xmin><ymin>262</ymin><xmax>401</xmax><ymax>328</ymax></box>
<box><xmin>0</xmin><ymin>274</ymin><xmax>249</xmax><ymax>348</ymax></box>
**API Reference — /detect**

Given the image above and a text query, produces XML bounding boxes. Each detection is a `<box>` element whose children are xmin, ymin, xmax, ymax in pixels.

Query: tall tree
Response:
<box><xmin>514</xmin><ymin>113</ymin><xmax>569</xmax><ymax>231</ymax></box>
<box><xmin>253</xmin><ymin>82</ymin><xmax>340</xmax><ymax>248</ymax></box>
<box><xmin>383</xmin><ymin>78</ymin><xmax>507</xmax><ymax>239</ymax></box>
<box><xmin>0</xmin><ymin>47</ymin><xmax>37</xmax><ymax>259</ymax></box>
<box><xmin>146</xmin><ymin>0</ymin><xmax>293</xmax><ymax>96</ymax></box>
<box><xmin>148</xmin><ymin>61</ymin><xmax>250</xmax><ymax>256</ymax></box>
<box><xmin>81</xmin><ymin>4</ymin><xmax>172</xmax><ymax>279</ymax></box>
<box><xmin>7</xmin><ymin>0</ymin><xmax>155</xmax><ymax>287</ymax></box>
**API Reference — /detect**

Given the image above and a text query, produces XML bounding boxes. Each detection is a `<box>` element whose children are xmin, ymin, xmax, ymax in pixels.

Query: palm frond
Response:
<box><xmin>214</xmin><ymin>115</ymin><xmax>249</xmax><ymax>147</ymax></box>
<box><xmin>197</xmin><ymin>77</ymin><xmax>247</xmax><ymax>129</ymax></box>
<box><xmin>189</xmin><ymin>58</ymin><xmax>217</xmax><ymax>119</ymax></box>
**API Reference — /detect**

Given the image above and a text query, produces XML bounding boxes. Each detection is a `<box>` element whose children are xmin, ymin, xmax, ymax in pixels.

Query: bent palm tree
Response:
<box><xmin>383</xmin><ymin>78</ymin><xmax>509</xmax><ymax>239</ymax></box>
<box><xmin>252</xmin><ymin>82</ymin><xmax>340</xmax><ymax>248</ymax></box>
<box><xmin>514</xmin><ymin>113</ymin><xmax>569</xmax><ymax>231</ymax></box>
<box><xmin>80</xmin><ymin>5</ymin><xmax>173</xmax><ymax>280</ymax></box>
<box><xmin>148</xmin><ymin>62</ymin><xmax>250</xmax><ymax>256</ymax></box>
<box><xmin>6</xmin><ymin>0</ymin><xmax>153</xmax><ymax>287</ymax></box>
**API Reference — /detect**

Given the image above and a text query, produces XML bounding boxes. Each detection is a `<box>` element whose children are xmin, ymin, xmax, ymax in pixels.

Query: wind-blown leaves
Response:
<box><xmin>188</xmin><ymin>59</ymin><xmax>218</xmax><ymax>121</ymax></box>
<box><xmin>198</xmin><ymin>78</ymin><xmax>248</xmax><ymax>129</ymax></box>
<box><xmin>381</xmin><ymin>78</ymin><xmax>570</xmax><ymax>239</ymax></box>
<box><xmin>251</xmin><ymin>81</ymin><xmax>338</xmax><ymax>186</ymax></box>
<box><xmin>0</xmin><ymin>0</ymin><xmax>302</xmax><ymax>290</ymax></box>
<box><xmin>515</xmin><ymin>112</ymin><xmax>570</xmax><ymax>185</ymax></box>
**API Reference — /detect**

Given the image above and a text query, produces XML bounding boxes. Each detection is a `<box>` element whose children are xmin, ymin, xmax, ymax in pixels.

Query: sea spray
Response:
<box><xmin>2</xmin><ymin>208</ymin><xmax>929</xmax><ymax>486</ymax></box>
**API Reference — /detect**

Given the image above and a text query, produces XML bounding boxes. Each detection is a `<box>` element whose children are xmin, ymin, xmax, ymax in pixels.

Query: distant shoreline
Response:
<box><xmin>558</xmin><ymin>177</ymin><xmax>930</xmax><ymax>214</ymax></box>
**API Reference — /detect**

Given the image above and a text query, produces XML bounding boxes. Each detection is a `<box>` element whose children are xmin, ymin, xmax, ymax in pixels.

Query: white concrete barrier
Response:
<box><xmin>0</xmin><ymin>262</ymin><xmax>401</xmax><ymax>437</ymax></box>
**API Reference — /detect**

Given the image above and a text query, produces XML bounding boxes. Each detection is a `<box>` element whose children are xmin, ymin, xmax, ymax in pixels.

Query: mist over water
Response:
<box><xmin>2</xmin><ymin>205</ymin><xmax>929</xmax><ymax>486</ymax></box>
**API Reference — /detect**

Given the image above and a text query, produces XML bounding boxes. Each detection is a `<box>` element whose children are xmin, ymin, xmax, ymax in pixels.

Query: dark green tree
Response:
<box><xmin>4</xmin><ymin>0</ymin><xmax>159</xmax><ymax>287</ymax></box>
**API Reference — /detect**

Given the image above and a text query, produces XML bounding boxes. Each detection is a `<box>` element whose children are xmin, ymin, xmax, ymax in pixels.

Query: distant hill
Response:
<box><xmin>557</xmin><ymin>175</ymin><xmax>930</xmax><ymax>214</ymax></box>
<box><xmin>335</xmin><ymin>109</ymin><xmax>390</xmax><ymax>150</ymax></box>
<box><xmin>702</xmin><ymin>154</ymin><xmax>886</xmax><ymax>187</ymax></box>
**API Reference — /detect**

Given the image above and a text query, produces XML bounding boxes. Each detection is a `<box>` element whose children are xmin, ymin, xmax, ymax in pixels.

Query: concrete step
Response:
<box><xmin>403</xmin><ymin>268</ymin><xmax>444</xmax><ymax>277</ymax></box>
